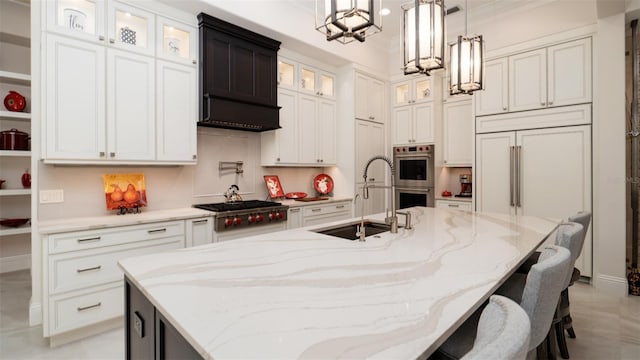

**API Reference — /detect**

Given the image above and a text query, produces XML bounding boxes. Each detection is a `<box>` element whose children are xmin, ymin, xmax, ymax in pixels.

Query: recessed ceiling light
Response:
<box><xmin>380</xmin><ymin>8</ymin><xmax>391</xmax><ymax>16</ymax></box>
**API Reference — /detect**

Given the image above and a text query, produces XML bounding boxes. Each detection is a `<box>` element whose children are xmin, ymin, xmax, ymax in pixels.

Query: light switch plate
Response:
<box><xmin>40</xmin><ymin>189</ymin><xmax>64</xmax><ymax>204</ymax></box>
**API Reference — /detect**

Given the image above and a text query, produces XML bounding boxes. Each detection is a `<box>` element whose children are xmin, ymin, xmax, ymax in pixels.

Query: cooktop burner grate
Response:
<box><xmin>194</xmin><ymin>200</ymin><xmax>282</xmax><ymax>212</ymax></box>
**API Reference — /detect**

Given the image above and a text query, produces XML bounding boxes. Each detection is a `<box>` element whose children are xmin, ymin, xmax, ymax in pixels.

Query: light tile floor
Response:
<box><xmin>1</xmin><ymin>270</ymin><xmax>639</xmax><ymax>359</ymax></box>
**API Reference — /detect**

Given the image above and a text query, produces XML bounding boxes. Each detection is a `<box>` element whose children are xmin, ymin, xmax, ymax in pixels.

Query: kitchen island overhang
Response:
<box><xmin>119</xmin><ymin>207</ymin><xmax>559</xmax><ymax>359</ymax></box>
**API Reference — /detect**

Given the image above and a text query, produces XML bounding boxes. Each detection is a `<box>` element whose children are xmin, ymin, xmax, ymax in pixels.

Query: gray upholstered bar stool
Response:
<box><xmin>433</xmin><ymin>245</ymin><xmax>572</xmax><ymax>360</ymax></box>
<box><xmin>460</xmin><ymin>295</ymin><xmax>531</xmax><ymax>360</ymax></box>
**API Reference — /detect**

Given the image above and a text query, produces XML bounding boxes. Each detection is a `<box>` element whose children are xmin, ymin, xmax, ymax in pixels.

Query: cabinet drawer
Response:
<box><xmin>49</xmin><ymin>284</ymin><xmax>123</xmax><ymax>336</ymax></box>
<box><xmin>49</xmin><ymin>237</ymin><xmax>184</xmax><ymax>294</ymax></box>
<box><xmin>436</xmin><ymin>200</ymin><xmax>472</xmax><ymax>211</ymax></box>
<box><xmin>48</xmin><ymin>221</ymin><xmax>184</xmax><ymax>254</ymax></box>
<box><xmin>302</xmin><ymin>201</ymin><xmax>350</xmax><ymax>217</ymax></box>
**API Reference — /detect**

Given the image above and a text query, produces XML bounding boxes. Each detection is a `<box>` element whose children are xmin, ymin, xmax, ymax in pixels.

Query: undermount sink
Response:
<box><xmin>313</xmin><ymin>220</ymin><xmax>392</xmax><ymax>241</ymax></box>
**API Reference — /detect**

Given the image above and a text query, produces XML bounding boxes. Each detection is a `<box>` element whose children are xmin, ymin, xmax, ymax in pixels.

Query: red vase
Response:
<box><xmin>21</xmin><ymin>170</ymin><xmax>31</xmax><ymax>189</ymax></box>
<box><xmin>4</xmin><ymin>91</ymin><xmax>26</xmax><ymax>112</ymax></box>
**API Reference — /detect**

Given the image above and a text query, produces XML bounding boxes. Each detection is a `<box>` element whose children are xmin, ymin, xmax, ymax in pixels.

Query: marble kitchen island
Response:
<box><xmin>118</xmin><ymin>207</ymin><xmax>559</xmax><ymax>359</ymax></box>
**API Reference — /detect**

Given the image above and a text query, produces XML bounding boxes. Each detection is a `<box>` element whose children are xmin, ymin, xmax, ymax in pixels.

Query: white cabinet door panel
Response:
<box><xmin>413</xmin><ymin>102</ymin><xmax>434</xmax><ymax>144</ymax></box>
<box><xmin>318</xmin><ymin>99</ymin><xmax>336</xmax><ymax>164</ymax></box>
<box><xmin>392</xmin><ymin>106</ymin><xmax>412</xmax><ymax>145</ymax></box>
<box><xmin>298</xmin><ymin>94</ymin><xmax>318</xmax><ymax>164</ymax></box>
<box><xmin>548</xmin><ymin>38</ymin><xmax>592</xmax><ymax>107</ymax></box>
<box><xmin>276</xmin><ymin>88</ymin><xmax>299</xmax><ymax>163</ymax></box>
<box><xmin>46</xmin><ymin>35</ymin><xmax>106</xmax><ymax>160</ymax></box>
<box><xmin>107</xmin><ymin>49</ymin><xmax>155</xmax><ymax>161</ymax></box>
<box><xmin>443</xmin><ymin>100</ymin><xmax>472</xmax><ymax>166</ymax></box>
<box><xmin>509</xmin><ymin>48</ymin><xmax>546</xmax><ymax>112</ymax></box>
<box><xmin>475</xmin><ymin>132</ymin><xmax>516</xmax><ymax>215</ymax></box>
<box><xmin>157</xmin><ymin>61</ymin><xmax>197</xmax><ymax>162</ymax></box>
<box><xmin>475</xmin><ymin>58</ymin><xmax>508</xmax><ymax>116</ymax></box>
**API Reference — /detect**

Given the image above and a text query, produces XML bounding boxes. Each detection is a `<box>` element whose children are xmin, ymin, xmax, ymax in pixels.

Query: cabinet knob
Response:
<box><xmin>541</xmin><ymin>102</ymin><xmax>546</xmax><ymax>106</ymax></box>
<box><xmin>444</xmin><ymin>160</ymin><xmax>448</xmax><ymax>163</ymax></box>
<box><xmin>109</xmin><ymin>38</ymin><xmax>115</xmax><ymax>44</ymax></box>
<box><xmin>110</xmin><ymin>152</ymin><xmax>115</xmax><ymax>157</ymax></box>
<box><xmin>548</xmin><ymin>101</ymin><xmax>553</xmax><ymax>105</ymax></box>
<box><xmin>98</xmin><ymin>36</ymin><xmax>105</xmax><ymax>41</ymax></box>
<box><xmin>276</xmin><ymin>157</ymin><xmax>280</xmax><ymax>162</ymax></box>
<box><xmin>192</xmin><ymin>60</ymin><xmax>197</xmax><ymax>65</ymax></box>
<box><xmin>503</xmin><ymin>107</ymin><xmax>507</xmax><ymax>111</ymax></box>
<box><xmin>99</xmin><ymin>151</ymin><xmax>105</xmax><ymax>157</ymax></box>
<box><xmin>192</xmin><ymin>154</ymin><xmax>197</xmax><ymax>160</ymax></box>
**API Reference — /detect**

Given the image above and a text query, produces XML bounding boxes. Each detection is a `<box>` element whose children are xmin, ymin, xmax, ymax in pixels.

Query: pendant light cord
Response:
<box><xmin>464</xmin><ymin>0</ymin><xmax>468</xmax><ymax>37</ymax></box>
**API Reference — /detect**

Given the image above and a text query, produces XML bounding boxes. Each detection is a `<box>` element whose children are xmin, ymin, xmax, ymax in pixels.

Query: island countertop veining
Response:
<box><xmin>118</xmin><ymin>207</ymin><xmax>559</xmax><ymax>359</ymax></box>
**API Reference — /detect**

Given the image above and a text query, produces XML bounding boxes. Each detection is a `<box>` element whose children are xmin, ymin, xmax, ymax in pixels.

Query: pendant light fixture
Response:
<box><xmin>315</xmin><ymin>0</ymin><xmax>382</xmax><ymax>44</ymax></box>
<box><xmin>449</xmin><ymin>0</ymin><xmax>484</xmax><ymax>95</ymax></box>
<box><xmin>402</xmin><ymin>0</ymin><xmax>446</xmax><ymax>76</ymax></box>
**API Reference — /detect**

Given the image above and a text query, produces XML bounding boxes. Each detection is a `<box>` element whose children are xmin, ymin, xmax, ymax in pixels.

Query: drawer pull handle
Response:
<box><xmin>193</xmin><ymin>219</ymin><xmax>208</xmax><ymax>224</ymax></box>
<box><xmin>77</xmin><ymin>237</ymin><xmax>101</xmax><ymax>243</ymax></box>
<box><xmin>77</xmin><ymin>302</ymin><xmax>102</xmax><ymax>312</ymax></box>
<box><xmin>448</xmin><ymin>204</ymin><xmax>460</xmax><ymax>208</ymax></box>
<box><xmin>148</xmin><ymin>228</ymin><xmax>167</xmax><ymax>234</ymax></box>
<box><xmin>290</xmin><ymin>208</ymin><xmax>301</xmax><ymax>213</ymax></box>
<box><xmin>311</xmin><ymin>208</ymin><xmax>321</xmax><ymax>212</ymax></box>
<box><xmin>77</xmin><ymin>265</ymin><xmax>102</xmax><ymax>273</ymax></box>
<box><xmin>336</xmin><ymin>205</ymin><xmax>345</xmax><ymax>209</ymax></box>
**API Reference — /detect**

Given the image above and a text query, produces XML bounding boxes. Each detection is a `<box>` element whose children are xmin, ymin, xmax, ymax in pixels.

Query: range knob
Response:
<box><xmin>248</xmin><ymin>215</ymin><xmax>256</xmax><ymax>223</ymax></box>
<box><xmin>233</xmin><ymin>217</ymin><xmax>242</xmax><ymax>225</ymax></box>
<box><xmin>268</xmin><ymin>212</ymin><xmax>275</xmax><ymax>220</ymax></box>
<box><xmin>256</xmin><ymin>214</ymin><xmax>264</xmax><ymax>222</ymax></box>
<box><xmin>278</xmin><ymin>212</ymin><xmax>284</xmax><ymax>219</ymax></box>
<box><xmin>224</xmin><ymin>218</ymin><xmax>233</xmax><ymax>227</ymax></box>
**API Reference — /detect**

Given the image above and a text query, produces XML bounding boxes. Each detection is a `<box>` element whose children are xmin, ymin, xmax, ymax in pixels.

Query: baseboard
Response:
<box><xmin>48</xmin><ymin>317</ymin><xmax>122</xmax><ymax>347</ymax></box>
<box><xmin>0</xmin><ymin>254</ymin><xmax>31</xmax><ymax>273</ymax></box>
<box><xmin>29</xmin><ymin>300</ymin><xmax>42</xmax><ymax>327</ymax></box>
<box><xmin>595</xmin><ymin>274</ymin><xmax>628</xmax><ymax>296</ymax></box>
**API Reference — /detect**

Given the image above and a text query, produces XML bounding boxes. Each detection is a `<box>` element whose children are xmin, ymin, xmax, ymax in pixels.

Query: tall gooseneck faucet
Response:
<box><xmin>362</xmin><ymin>155</ymin><xmax>398</xmax><ymax>233</ymax></box>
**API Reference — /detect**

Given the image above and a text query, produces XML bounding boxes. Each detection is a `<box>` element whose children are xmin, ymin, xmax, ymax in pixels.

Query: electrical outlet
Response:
<box><xmin>40</xmin><ymin>189</ymin><xmax>64</xmax><ymax>204</ymax></box>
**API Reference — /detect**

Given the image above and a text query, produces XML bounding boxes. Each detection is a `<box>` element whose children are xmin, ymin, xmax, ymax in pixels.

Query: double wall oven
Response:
<box><xmin>394</xmin><ymin>145</ymin><xmax>435</xmax><ymax>209</ymax></box>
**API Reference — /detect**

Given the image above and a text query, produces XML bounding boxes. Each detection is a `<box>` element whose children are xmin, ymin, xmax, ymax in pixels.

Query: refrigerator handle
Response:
<box><xmin>510</xmin><ymin>146</ymin><xmax>515</xmax><ymax>207</ymax></box>
<box><xmin>516</xmin><ymin>145</ymin><xmax>522</xmax><ymax>207</ymax></box>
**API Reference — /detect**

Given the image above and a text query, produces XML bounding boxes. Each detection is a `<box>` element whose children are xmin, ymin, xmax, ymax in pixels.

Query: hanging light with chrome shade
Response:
<box><xmin>449</xmin><ymin>0</ymin><xmax>484</xmax><ymax>95</ymax></box>
<box><xmin>402</xmin><ymin>0</ymin><xmax>446</xmax><ymax>75</ymax></box>
<box><xmin>315</xmin><ymin>0</ymin><xmax>383</xmax><ymax>44</ymax></box>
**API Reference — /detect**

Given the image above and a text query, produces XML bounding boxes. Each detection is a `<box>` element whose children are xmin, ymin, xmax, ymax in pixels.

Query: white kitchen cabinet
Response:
<box><xmin>477</xmin><ymin>38</ymin><xmax>591</xmax><ymax>116</ymax></box>
<box><xmin>475</xmin><ymin>124</ymin><xmax>592</xmax><ymax>275</ymax></box>
<box><xmin>106</xmin><ymin>48</ymin><xmax>156</xmax><ymax>161</ymax></box>
<box><xmin>443</xmin><ymin>100</ymin><xmax>473</xmax><ymax>167</ymax></box>
<box><xmin>299</xmin><ymin>63</ymin><xmax>335</xmax><ymax>99</ymax></box>
<box><xmin>156</xmin><ymin>15</ymin><xmax>197</xmax><ymax>66</ymax></box>
<box><xmin>474</xmin><ymin>58</ymin><xmax>509</xmax><ymax>116</ymax></box>
<box><xmin>436</xmin><ymin>199</ymin><xmax>472</xmax><ymax>211</ymax></box>
<box><xmin>302</xmin><ymin>201</ymin><xmax>352</xmax><ymax>227</ymax></box>
<box><xmin>392</xmin><ymin>102</ymin><xmax>434</xmax><ymax>145</ymax></box>
<box><xmin>46</xmin><ymin>0</ymin><xmax>156</xmax><ymax>57</ymax></box>
<box><xmin>287</xmin><ymin>207</ymin><xmax>302</xmax><ymax>229</ymax></box>
<box><xmin>277</xmin><ymin>56</ymin><xmax>297</xmax><ymax>90</ymax></box>
<box><xmin>355</xmin><ymin>119</ymin><xmax>386</xmax><ymax>217</ymax></box>
<box><xmin>43</xmin><ymin>221</ymin><xmax>186</xmax><ymax>338</ymax></box>
<box><xmin>186</xmin><ymin>216</ymin><xmax>213</xmax><ymax>247</ymax></box>
<box><xmin>261</xmin><ymin>88</ymin><xmax>299</xmax><ymax>165</ymax></box>
<box><xmin>295</xmin><ymin>94</ymin><xmax>336</xmax><ymax>166</ymax></box>
<box><xmin>156</xmin><ymin>60</ymin><xmax>197</xmax><ymax>162</ymax></box>
<box><xmin>355</xmin><ymin>73</ymin><xmax>385</xmax><ymax>123</ymax></box>
<box><xmin>43</xmin><ymin>3</ymin><xmax>197</xmax><ymax>164</ymax></box>
<box><xmin>392</xmin><ymin>77</ymin><xmax>432</xmax><ymax>106</ymax></box>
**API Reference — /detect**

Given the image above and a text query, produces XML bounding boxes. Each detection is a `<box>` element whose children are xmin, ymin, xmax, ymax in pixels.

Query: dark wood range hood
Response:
<box><xmin>198</xmin><ymin>13</ymin><xmax>281</xmax><ymax>132</ymax></box>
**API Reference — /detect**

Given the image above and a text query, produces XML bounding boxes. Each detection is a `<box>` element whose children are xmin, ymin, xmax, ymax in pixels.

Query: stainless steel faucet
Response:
<box><xmin>362</xmin><ymin>155</ymin><xmax>399</xmax><ymax>233</ymax></box>
<box><xmin>354</xmin><ymin>193</ymin><xmax>366</xmax><ymax>241</ymax></box>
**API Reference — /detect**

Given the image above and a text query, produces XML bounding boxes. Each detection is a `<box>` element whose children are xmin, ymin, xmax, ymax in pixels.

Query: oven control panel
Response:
<box><xmin>394</xmin><ymin>145</ymin><xmax>433</xmax><ymax>154</ymax></box>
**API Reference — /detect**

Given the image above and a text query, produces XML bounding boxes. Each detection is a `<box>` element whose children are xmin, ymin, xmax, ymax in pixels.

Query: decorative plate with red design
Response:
<box><xmin>285</xmin><ymin>192</ymin><xmax>307</xmax><ymax>199</ymax></box>
<box><xmin>313</xmin><ymin>174</ymin><xmax>334</xmax><ymax>195</ymax></box>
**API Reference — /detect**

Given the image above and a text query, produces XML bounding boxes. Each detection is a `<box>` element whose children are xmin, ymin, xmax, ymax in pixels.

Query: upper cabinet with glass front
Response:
<box><xmin>156</xmin><ymin>16</ymin><xmax>197</xmax><ymax>66</ymax></box>
<box><xmin>46</xmin><ymin>0</ymin><xmax>155</xmax><ymax>56</ymax></box>
<box><xmin>299</xmin><ymin>64</ymin><xmax>335</xmax><ymax>99</ymax></box>
<box><xmin>277</xmin><ymin>57</ymin><xmax>297</xmax><ymax>90</ymax></box>
<box><xmin>392</xmin><ymin>77</ymin><xmax>432</xmax><ymax>106</ymax></box>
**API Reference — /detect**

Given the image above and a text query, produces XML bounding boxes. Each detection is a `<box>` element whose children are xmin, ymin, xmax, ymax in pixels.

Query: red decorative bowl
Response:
<box><xmin>285</xmin><ymin>192</ymin><xmax>307</xmax><ymax>199</ymax></box>
<box><xmin>0</xmin><ymin>218</ymin><xmax>30</xmax><ymax>227</ymax></box>
<box><xmin>4</xmin><ymin>91</ymin><xmax>26</xmax><ymax>112</ymax></box>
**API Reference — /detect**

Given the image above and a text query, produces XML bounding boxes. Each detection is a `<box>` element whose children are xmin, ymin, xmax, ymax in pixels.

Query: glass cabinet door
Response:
<box><xmin>278</xmin><ymin>57</ymin><xmax>296</xmax><ymax>89</ymax></box>
<box><xmin>393</xmin><ymin>81</ymin><xmax>410</xmax><ymax>106</ymax></box>
<box><xmin>319</xmin><ymin>72</ymin><xmax>335</xmax><ymax>99</ymax></box>
<box><xmin>414</xmin><ymin>78</ymin><xmax>432</xmax><ymax>102</ymax></box>
<box><xmin>47</xmin><ymin>0</ymin><xmax>105</xmax><ymax>42</ymax></box>
<box><xmin>108</xmin><ymin>1</ymin><xmax>155</xmax><ymax>56</ymax></box>
<box><xmin>157</xmin><ymin>16</ymin><xmax>197</xmax><ymax>66</ymax></box>
<box><xmin>299</xmin><ymin>65</ymin><xmax>316</xmax><ymax>94</ymax></box>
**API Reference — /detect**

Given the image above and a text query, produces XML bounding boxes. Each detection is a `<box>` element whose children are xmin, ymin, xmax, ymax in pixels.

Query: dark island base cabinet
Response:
<box><xmin>125</xmin><ymin>277</ymin><xmax>203</xmax><ymax>360</ymax></box>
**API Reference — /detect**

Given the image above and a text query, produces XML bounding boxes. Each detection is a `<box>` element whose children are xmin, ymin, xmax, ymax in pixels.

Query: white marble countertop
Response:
<box><xmin>119</xmin><ymin>207</ymin><xmax>559</xmax><ymax>359</ymax></box>
<box><xmin>38</xmin><ymin>208</ymin><xmax>213</xmax><ymax>234</ymax></box>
